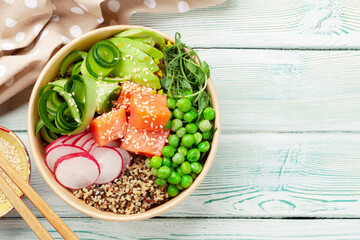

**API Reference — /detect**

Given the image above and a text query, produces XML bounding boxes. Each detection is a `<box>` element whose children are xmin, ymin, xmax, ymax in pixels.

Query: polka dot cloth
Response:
<box><xmin>0</xmin><ymin>0</ymin><xmax>224</xmax><ymax>104</ymax></box>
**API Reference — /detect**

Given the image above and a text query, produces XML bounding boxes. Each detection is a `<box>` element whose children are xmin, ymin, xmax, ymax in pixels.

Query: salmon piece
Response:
<box><xmin>116</xmin><ymin>81</ymin><xmax>154</xmax><ymax>111</ymax></box>
<box><xmin>120</xmin><ymin>123</ymin><xmax>170</xmax><ymax>157</ymax></box>
<box><xmin>129</xmin><ymin>92</ymin><xmax>170</xmax><ymax>130</ymax></box>
<box><xmin>89</xmin><ymin>108</ymin><xmax>127</xmax><ymax>146</ymax></box>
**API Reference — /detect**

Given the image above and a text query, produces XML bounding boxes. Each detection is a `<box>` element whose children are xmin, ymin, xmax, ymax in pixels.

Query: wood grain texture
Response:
<box><xmin>4</xmin><ymin>132</ymin><xmax>360</xmax><ymax>218</ymax></box>
<box><xmin>1</xmin><ymin>218</ymin><xmax>360</xmax><ymax>239</ymax></box>
<box><xmin>130</xmin><ymin>0</ymin><xmax>360</xmax><ymax>49</ymax></box>
<box><xmin>4</xmin><ymin>50</ymin><xmax>360</xmax><ymax>132</ymax></box>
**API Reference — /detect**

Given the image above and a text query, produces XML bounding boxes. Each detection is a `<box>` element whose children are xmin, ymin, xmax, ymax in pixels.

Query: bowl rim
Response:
<box><xmin>27</xmin><ymin>25</ymin><xmax>221</xmax><ymax>221</ymax></box>
<box><xmin>0</xmin><ymin>125</ymin><xmax>32</xmax><ymax>218</ymax></box>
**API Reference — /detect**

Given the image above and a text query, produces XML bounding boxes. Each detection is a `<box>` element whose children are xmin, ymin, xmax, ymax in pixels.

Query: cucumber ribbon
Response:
<box><xmin>37</xmin><ymin>75</ymin><xmax>121</xmax><ymax>141</ymax></box>
<box><xmin>81</xmin><ymin>40</ymin><xmax>120</xmax><ymax>78</ymax></box>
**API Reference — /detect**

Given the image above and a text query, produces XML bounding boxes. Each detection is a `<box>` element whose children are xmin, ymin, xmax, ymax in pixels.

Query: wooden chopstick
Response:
<box><xmin>0</xmin><ymin>172</ymin><xmax>53</xmax><ymax>239</ymax></box>
<box><xmin>0</xmin><ymin>153</ymin><xmax>79</xmax><ymax>240</ymax></box>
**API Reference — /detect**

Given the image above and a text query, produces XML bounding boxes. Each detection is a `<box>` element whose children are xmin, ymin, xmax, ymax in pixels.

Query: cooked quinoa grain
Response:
<box><xmin>72</xmin><ymin>155</ymin><xmax>170</xmax><ymax>214</ymax></box>
<box><xmin>0</xmin><ymin>137</ymin><xmax>23</xmax><ymax>206</ymax></box>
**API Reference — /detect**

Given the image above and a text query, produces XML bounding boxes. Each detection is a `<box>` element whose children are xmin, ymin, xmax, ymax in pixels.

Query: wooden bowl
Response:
<box><xmin>27</xmin><ymin>25</ymin><xmax>221</xmax><ymax>221</ymax></box>
<box><xmin>0</xmin><ymin>126</ymin><xmax>31</xmax><ymax>217</ymax></box>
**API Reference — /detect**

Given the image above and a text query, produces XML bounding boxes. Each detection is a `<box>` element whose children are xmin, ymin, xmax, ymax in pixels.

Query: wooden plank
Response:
<box><xmin>2</xmin><ymin>218</ymin><xmax>360</xmax><ymax>239</ymax></box>
<box><xmin>5</xmin><ymin>132</ymin><xmax>360</xmax><ymax>218</ymax></box>
<box><xmin>130</xmin><ymin>0</ymin><xmax>360</xmax><ymax>49</ymax></box>
<box><xmin>201</xmin><ymin>49</ymin><xmax>360</xmax><ymax>131</ymax></box>
<box><xmin>4</xmin><ymin>50</ymin><xmax>360</xmax><ymax>132</ymax></box>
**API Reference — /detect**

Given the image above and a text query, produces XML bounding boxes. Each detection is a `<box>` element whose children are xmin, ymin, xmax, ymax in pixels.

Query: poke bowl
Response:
<box><xmin>27</xmin><ymin>25</ymin><xmax>220</xmax><ymax>221</ymax></box>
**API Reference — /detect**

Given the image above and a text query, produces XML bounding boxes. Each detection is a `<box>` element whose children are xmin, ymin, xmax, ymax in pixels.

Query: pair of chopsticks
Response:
<box><xmin>0</xmin><ymin>153</ymin><xmax>79</xmax><ymax>240</ymax></box>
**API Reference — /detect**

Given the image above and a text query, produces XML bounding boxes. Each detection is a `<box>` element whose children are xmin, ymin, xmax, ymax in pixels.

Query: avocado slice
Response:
<box><xmin>114</xmin><ymin>28</ymin><xmax>166</xmax><ymax>50</ymax></box>
<box><xmin>130</xmin><ymin>37</ymin><xmax>155</xmax><ymax>46</ymax></box>
<box><xmin>114</xmin><ymin>43</ymin><xmax>159</xmax><ymax>73</ymax></box>
<box><xmin>108</xmin><ymin>37</ymin><xmax>163</xmax><ymax>60</ymax></box>
<box><xmin>111</xmin><ymin>56</ymin><xmax>161</xmax><ymax>89</ymax></box>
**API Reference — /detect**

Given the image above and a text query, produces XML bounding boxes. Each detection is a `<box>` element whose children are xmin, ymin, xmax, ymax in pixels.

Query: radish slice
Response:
<box><xmin>73</xmin><ymin>131</ymin><xmax>92</xmax><ymax>148</ymax></box>
<box><xmin>45</xmin><ymin>135</ymin><xmax>70</xmax><ymax>153</ymax></box>
<box><xmin>62</xmin><ymin>133</ymin><xmax>84</xmax><ymax>145</ymax></box>
<box><xmin>89</xmin><ymin>146</ymin><xmax>123</xmax><ymax>184</ymax></box>
<box><xmin>54</xmin><ymin>152</ymin><xmax>100</xmax><ymax>190</ymax></box>
<box><xmin>82</xmin><ymin>139</ymin><xmax>95</xmax><ymax>152</ymax></box>
<box><xmin>115</xmin><ymin>148</ymin><xmax>132</xmax><ymax>169</ymax></box>
<box><xmin>46</xmin><ymin>145</ymin><xmax>86</xmax><ymax>172</ymax></box>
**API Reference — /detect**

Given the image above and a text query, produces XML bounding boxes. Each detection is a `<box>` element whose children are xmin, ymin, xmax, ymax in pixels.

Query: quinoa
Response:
<box><xmin>72</xmin><ymin>155</ymin><xmax>170</xmax><ymax>214</ymax></box>
<box><xmin>0</xmin><ymin>137</ymin><xmax>23</xmax><ymax>205</ymax></box>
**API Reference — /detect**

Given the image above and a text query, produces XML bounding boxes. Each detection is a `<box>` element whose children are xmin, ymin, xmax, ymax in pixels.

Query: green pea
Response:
<box><xmin>150</xmin><ymin>156</ymin><xmax>162</xmax><ymax>168</ymax></box>
<box><xmin>170</xmin><ymin>111</ymin><xmax>173</xmax><ymax>119</ymax></box>
<box><xmin>180</xmin><ymin>161</ymin><xmax>192</xmax><ymax>175</ymax></box>
<box><xmin>176</xmin><ymin>167</ymin><xmax>184</xmax><ymax>177</ymax></box>
<box><xmin>202</xmin><ymin>131</ymin><xmax>213</xmax><ymax>140</ymax></box>
<box><xmin>156</xmin><ymin>178</ymin><xmax>167</xmax><ymax>186</ymax></box>
<box><xmin>194</xmin><ymin>132</ymin><xmax>203</xmax><ymax>144</ymax></box>
<box><xmin>183</xmin><ymin>111</ymin><xmax>197</xmax><ymax>123</ymax></box>
<box><xmin>171</xmin><ymin>162</ymin><xmax>179</xmax><ymax>169</ymax></box>
<box><xmin>177</xmin><ymin>98</ymin><xmax>192</xmax><ymax>112</ymax></box>
<box><xmin>199</xmin><ymin>120</ymin><xmax>212</xmax><ymax>132</ymax></box>
<box><xmin>176</xmin><ymin>127</ymin><xmax>187</xmax><ymax>138</ymax></box>
<box><xmin>181</xmin><ymin>175</ymin><xmax>193</xmax><ymax>188</ymax></box>
<box><xmin>157</xmin><ymin>166</ymin><xmax>171</xmax><ymax>179</ymax></box>
<box><xmin>187</xmin><ymin>148</ymin><xmax>200</xmax><ymax>162</ymax></box>
<box><xmin>198</xmin><ymin>141</ymin><xmax>210</xmax><ymax>152</ymax></box>
<box><xmin>173</xmin><ymin>108</ymin><xmax>184</xmax><ymax>119</ymax></box>
<box><xmin>167</xmin><ymin>98</ymin><xmax>176</xmax><ymax>109</ymax></box>
<box><xmin>171</xmin><ymin>119</ymin><xmax>183</xmax><ymax>132</ymax></box>
<box><xmin>182</xmin><ymin>134</ymin><xmax>195</xmax><ymax>148</ymax></box>
<box><xmin>186</xmin><ymin>123</ymin><xmax>198</xmax><ymax>134</ymax></box>
<box><xmin>190</xmin><ymin>173</ymin><xmax>198</xmax><ymax>179</ymax></box>
<box><xmin>178</xmin><ymin>146</ymin><xmax>188</xmax><ymax>156</ymax></box>
<box><xmin>183</xmin><ymin>91</ymin><xmax>195</xmax><ymax>101</ymax></box>
<box><xmin>167</xmin><ymin>171</ymin><xmax>181</xmax><ymax>184</ymax></box>
<box><xmin>176</xmin><ymin>183</ymin><xmax>185</xmax><ymax>191</ymax></box>
<box><xmin>172</xmin><ymin>152</ymin><xmax>185</xmax><ymax>164</ymax></box>
<box><xmin>167</xmin><ymin>184</ymin><xmax>179</xmax><ymax>197</ymax></box>
<box><xmin>163</xmin><ymin>157</ymin><xmax>172</xmax><ymax>167</ymax></box>
<box><xmin>164</xmin><ymin>120</ymin><xmax>172</xmax><ymax>130</ymax></box>
<box><xmin>203</xmin><ymin>107</ymin><xmax>215</xmax><ymax>121</ymax></box>
<box><xmin>191</xmin><ymin>162</ymin><xmax>203</xmax><ymax>174</ymax></box>
<box><xmin>162</xmin><ymin>145</ymin><xmax>175</xmax><ymax>158</ymax></box>
<box><xmin>168</xmin><ymin>135</ymin><xmax>180</xmax><ymax>147</ymax></box>
<box><xmin>145</xmin><ymin>158</ymin><xmax>152</xmax><ymax>168</ymax></box>
<box><xmin>151</xmin><ymin>167</ymin><xmax>158</xmax><ymax>176</ymax></box>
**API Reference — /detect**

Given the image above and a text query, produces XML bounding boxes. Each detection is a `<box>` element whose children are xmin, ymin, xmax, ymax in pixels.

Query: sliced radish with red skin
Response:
<box><xmin>61</xmin><ymin>135</ymin><xmax>78</xmax><ymax>145</ymax></box>
<box><xmin>114</xmin><ymin>147</ymin><xmax>132</xmax><ymax>169</ymax></box>
<box><xmin>73</xmin><ymin>131</ymin><xmax>92</xmax><ymax>148</ymax></box>
<box><xmin>45</xmin><ymin>135</ymin><xmax>71</xmax><ymax>153</ymax></box>
<box><xmin>89</xmin><ymin>146</ymin><xmax>123</xmax><ymax>184</ymax></box>
<box><xmin>54</xmin><ymin>152</ymin><xmax>100</xmax><ymax>190</ymax></box>
<box><xmin>82</xmin><ymin>138</ymin><xmax>95</xmax><ymax>152</ymax></box>
<box><xmin>46</xmin><ymin>145</ymin><xmax>86</xmax><ymax>172</ymax></box>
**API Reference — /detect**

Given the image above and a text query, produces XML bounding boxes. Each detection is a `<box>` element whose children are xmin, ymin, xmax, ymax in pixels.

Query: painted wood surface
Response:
<box><xmin>2</xmin><ymin>218</ymin><xmax>360</xmax><ymax>240</ymax></box>
<box><xmin>4</xmin><ymin>50</ymin><xmax>360</xmax><ymax>132</ymax></box>
<box><xmin>130</xmin><ymin>0</ymin><xmax>360</xmax><ymax>49</ymax></box>
<box><xmin>1</xmin><ymin>132</ymin><xmax>360</xmax><ymax>219</ymax></box>
<box><xmin>3</xmin><ymin>0</ymin><xmax>360</xmax><ymax>238</ymax></box>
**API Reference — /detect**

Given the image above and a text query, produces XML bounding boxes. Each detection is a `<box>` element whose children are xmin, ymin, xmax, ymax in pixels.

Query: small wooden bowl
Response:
<box><xmin>0</xmin><ymin>126</ymin><xmax>31</xmax><ymax>217</ymax></box>
<box><xmin>27</xmin><ymin>25</ymin><xmax>221</xmax><ymax>221</ymax></box>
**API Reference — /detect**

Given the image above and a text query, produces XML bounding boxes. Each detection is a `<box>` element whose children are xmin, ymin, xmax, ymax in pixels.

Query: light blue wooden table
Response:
<box><xmin>3</xmin><ymin>0</ymin><xmax>360</xmax><ymax>238</ymax></box>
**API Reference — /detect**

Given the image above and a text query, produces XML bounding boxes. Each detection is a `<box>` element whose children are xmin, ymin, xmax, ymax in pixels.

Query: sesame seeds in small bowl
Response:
<box><xmin>0</xmin><ymin>126</ymin><xmax>31</xmax><ymax>218</ymax></box>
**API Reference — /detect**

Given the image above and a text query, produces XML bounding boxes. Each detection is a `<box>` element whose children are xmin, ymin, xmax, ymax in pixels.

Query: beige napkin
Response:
<box><xmin>0</xmin><ymin>0</ymin><xmax>224</xmax><ymax>105</ymax></box>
